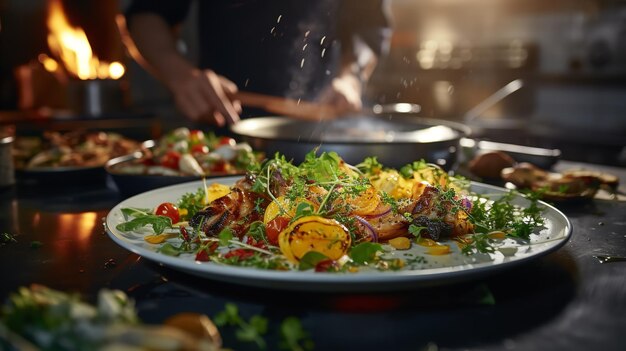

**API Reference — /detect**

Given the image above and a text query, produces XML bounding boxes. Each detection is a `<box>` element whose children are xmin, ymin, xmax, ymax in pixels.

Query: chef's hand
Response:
<box><xmin>166</xmin><ymin>66</ymin><xmax>241</xmax><ymax>126</ymax></box>
<box><xmin>317</xmin><ymin>71</ymin><xmax>363</xmax><ymax>116</ymax></box>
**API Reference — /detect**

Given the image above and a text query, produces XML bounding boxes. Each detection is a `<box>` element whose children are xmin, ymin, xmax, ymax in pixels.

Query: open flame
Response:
<box><xmin>46</xmin><ymin>0</ymin><xmax>124</xmax><ymax>80</ymax></box>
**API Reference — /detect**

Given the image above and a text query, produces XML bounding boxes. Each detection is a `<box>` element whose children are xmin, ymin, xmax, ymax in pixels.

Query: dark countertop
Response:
<box><xmin>1</xmin><ymin>161</ymin><xmax>625</xmax><ymax>351</ymax></box>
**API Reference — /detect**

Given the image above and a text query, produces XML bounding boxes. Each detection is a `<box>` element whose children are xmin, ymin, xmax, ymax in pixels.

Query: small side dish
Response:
<box><xmin>108</xmin><ymin>128</ymin><xmax>262</xmax><ymax>177</ymax></box>
<box><xmin>13</xmin><ymin>130</ymin><xmax>139</xmax><ymax>170</ymax></box>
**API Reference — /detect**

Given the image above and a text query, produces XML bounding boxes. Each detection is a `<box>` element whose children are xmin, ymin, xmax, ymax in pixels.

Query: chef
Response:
<box><xmin>125</xmin><ymin>0</ymin><xmax>392</xmax><ymax>126</ymax></box>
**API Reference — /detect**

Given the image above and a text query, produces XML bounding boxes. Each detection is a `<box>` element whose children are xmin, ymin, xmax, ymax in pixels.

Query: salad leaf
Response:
<box><xmin>177</xmin><ymin>188</ymin><xmax>206</xmax><ymax>221</ymax></box>
<box><xmin>298</xmin><ymin>251</ymin><xmax>330</xmax><ymax>271</ymax></box>
<box><xmin>246</xmin><ymin>221</ymin><xmax>266</xmax><ymax>242</ymax></box>
<box><xmin>293</xmin><ymin>202</ymin><xmax>315</xmax><ymax>221</ymax></box>
<box><xmin>301</xmin><ymin>150</ymin><xmax>342</xmax><ymax>183</ymax></box>
<box><xmin>219</xmin><ymin>228</ymin><xmax>234</xmax><ymax>246</ymax></box>
<box><xmin>349</xmin><ymin>242</ymin><xmax>383</xmax><ymax>264</ymax></box>
<box><xmin>157</xmin><ymin>243</ymin><xmax>181</xmax><ymax>256</ymax></box>
<box><xmin>115</xmin><ymin>215</ymin><xmax>172</xmax><ymax>234</ymax></box>
<box><xmin>120</xmin><ymin>207</ymin><xmax>152</xmax><ymax>220</ymax></box>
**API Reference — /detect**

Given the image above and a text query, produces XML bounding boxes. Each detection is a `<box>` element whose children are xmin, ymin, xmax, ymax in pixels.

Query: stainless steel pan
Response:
<box><xmin>230</xmin><ymin>110</ymin><xmax>471</xmax><ymax>169</ymax></box>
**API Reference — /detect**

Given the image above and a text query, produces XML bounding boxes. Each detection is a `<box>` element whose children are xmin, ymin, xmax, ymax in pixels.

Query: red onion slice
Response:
<box><xmin>363</xmin><ymin>207</ymin><xmax>391</xmax><ymax>219</ymax></box>
<box><xmin>460</xmin><ymin>197</ymin><xmax>472</xmax><ymax>212</ymax></box>
<box><xmin>354</xmin><ymin>215</ymin><xmax>379</xmax><ymax>243</ymax></box>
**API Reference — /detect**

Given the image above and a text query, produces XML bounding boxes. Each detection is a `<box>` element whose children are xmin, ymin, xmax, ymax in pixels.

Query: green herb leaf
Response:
<box><xmin>298</xmin><ymin>251</ymin><xmax>330</xmax><ymax>271</ymax></box>
<box><xmin>213</xmin><ymin>303</ymin><xmax>242</xmax><ymax>326</ymax></box>
<box><xmin>177</xmin><ymin>188</ymin><xmax>206</xmax><ymax>221</ymax></box>
<box><xmin>408</xmin><ymin>224</ymin><xmax>427</xmax><ymax>239</ymax></box>
<box><xmin>293</xmin><ymin>202</ymin><xmax>315</xmax><ymax>221</ymax></box>
<box><xmin>30</xmin><ymin>241</ymin><xmax>43</xmax><ymax>249</ymax></box>
<box><xmin>115</xmin><ymin>215</ymin><xmax>172</xmax><ymax>234</ymax></box>
<box><xmin>218</xmin><ymin>228</ymin><xmax>234</xmax><ymax>246</ymax></box>
<box><xmin>120</xmin><ymin>207</ymin><xmax>152</xmax><ymax>220</ymax></box>
<box><xmin>246</xmin><ymin>221</ymin><xmax>266</xmax><ymax>242</ymax></box>
<box><xmin>214</xmin><ymin>303</ymin><xmax>268</xmax><ymax>349</ymax></box>
<box><xmin>157</xmin><ymin>243</ymin><xmax>181</xmax><ymax>256</ymax></box>
<box><xmin>349</xmin><ymin>242</ymin><xmax>383</xmax><ymax>264</ymax></box>
<box><xmin>279</xmin><ymin>316</ymin><xmax>314</xmax><ymax>351</ymax></box>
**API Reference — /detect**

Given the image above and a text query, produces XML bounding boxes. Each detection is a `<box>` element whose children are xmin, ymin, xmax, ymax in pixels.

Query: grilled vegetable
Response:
<box><xmin>278</xmin><ymin>216</ymin><xmax>351</xmax><ymax>263</ymax></box>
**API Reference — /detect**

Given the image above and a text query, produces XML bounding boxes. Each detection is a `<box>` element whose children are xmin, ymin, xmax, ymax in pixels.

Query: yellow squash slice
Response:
<box><xmin>278</xmin><ymin>216</ymin><xmax>351</xmax><ymax>263</ymax></box>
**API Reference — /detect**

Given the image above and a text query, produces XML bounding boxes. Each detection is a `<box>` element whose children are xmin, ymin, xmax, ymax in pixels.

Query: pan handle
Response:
<box><xmin>464</xmin><ymin>79</ymin><xmax>524</xmax><ymax>122</ymax></box>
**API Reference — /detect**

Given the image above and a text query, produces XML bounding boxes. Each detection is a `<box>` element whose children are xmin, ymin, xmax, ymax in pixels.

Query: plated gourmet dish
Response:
<box><xmin>111</xmin><ymin>150</ymin><xmax>554</xmax><ymax>274</ymax></box>
<box><xmin>13</xmin><ymin>130</ymin><xmax>139</xmax><ymax>170</ymax></box>
<box><xmin>107</xmin><ymin>127</ymin><xmax>262</xmax><ymax>177</ymax></box>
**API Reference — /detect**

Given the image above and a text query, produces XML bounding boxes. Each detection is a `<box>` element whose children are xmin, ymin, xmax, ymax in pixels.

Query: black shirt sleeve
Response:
<box><xmin>125</xmin><ymin>0</ymin><xmax>192</xmax><ymax>27</ymax></box>
<box><xmin>338</xmin><ymin>0</ymin><xmax>392</xmax><ymax>56</ymax></box>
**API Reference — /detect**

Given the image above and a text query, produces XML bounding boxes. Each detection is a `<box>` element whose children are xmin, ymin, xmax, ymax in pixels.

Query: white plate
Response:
<box><xmin>105</xmin><ymin>177</ymin><xmax>572</xmax><ymax>292</ymax></box>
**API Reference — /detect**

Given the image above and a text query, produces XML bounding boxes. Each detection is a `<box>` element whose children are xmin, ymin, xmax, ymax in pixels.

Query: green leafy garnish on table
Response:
<box><xmin>0</xmin><ymin>232</ymin><xmax>17</xmax><ymax>245</ymax></box>
<box><xmin>214</xmin><ymin>303</ymin><xmax>268</xmax><ymax>349</ymax></box>
<box><xmin>279</xmin><ymin>317</ymin><xmax>314</xmax><ymax>351</ymax></box>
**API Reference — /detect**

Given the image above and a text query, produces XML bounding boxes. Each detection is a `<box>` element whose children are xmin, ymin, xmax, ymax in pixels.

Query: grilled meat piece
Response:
<box><xmin>410</xmin><ymin>185</ymin><xmax>473</xmax><ymax>240</ymax></box>
<box><xmin>190</xmin><ymin>174</ymin><xmax>270</xmax><ymax>238</ymax></box>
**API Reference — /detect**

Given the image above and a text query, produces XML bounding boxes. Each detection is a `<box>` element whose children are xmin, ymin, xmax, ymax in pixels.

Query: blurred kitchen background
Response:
<box><xmin>1</xmin><ymin>0</ymin><xmax>625</xmax><ymax>165</ymax></box>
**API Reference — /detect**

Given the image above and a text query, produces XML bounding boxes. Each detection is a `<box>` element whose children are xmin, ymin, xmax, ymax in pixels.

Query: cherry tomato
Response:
<box><xmin>191</xmin><ymin>144</ymin><xmax>209</xmax><ymax>155</ymax></box>
<box><xmin>218</xmin><ymin>136</ymin><xmax>236</xmax><ymax>146</ymax></box>
<box><xmin>315</xmin><ymin>259</ymin><xmax>340</xmax><ymax>272</ymax></box>
<box><xmin>265</xmin><ymin>216</ymin><xmax>290</xmax><ymax>246</ymax></box>
<box><xmin>155</xmin><ymin>202</ymin><xmax>180</xmax><ymax>223</ymax></box>
<box><xmin>195</xmin><ymin>242</ymin><xmax>219</xmax><ymax>261</ymax></box>
<box><xmin>161</xmin><ymin>151</ymin><xmax>181</xmax><ymax>169</ymax></box>
<box><xmin>189</xmin><ymin>130</ymin><xmax>205</xmax><ymax>144</ymax></box>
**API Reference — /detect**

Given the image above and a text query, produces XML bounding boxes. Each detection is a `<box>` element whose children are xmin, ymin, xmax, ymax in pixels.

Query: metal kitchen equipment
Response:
<box><xmin>231</xmin><ymin>113</ymin><xmax>471</xmax><ymax>169</ymax></box>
